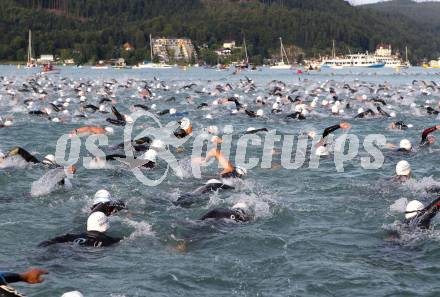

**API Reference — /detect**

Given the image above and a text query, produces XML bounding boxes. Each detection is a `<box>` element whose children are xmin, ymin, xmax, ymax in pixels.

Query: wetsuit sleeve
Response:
<box><xmin>421</xmin><ymin>126</ymin><xmax>437</xmax><ymax>144</ymax></box>
<box><xmin>200</xmin><ymin>208</ymin><xmax>235</xmax><ymax>220</ymax></box>
<box><xmin>322</xmin><ymin>125</ymin><xmax>341</xmax><ymax>138</ymax></box>
<box><xmin>417</xmin><ymin>197</ymin><xmax>440</xmax><ymax>229</ymax></box>
<box><xmin>0</xmin><ymin>273</ymin><xmax>21</xmax><ymax>285</ymax></box>
<box><xmin>105</xmin><ymin>154</ymin><xmax>127</xmax><ymax>161</ymax></box>
<box><xmin>7</xmin><ymin>147</ymin><xmax>39</xmax><ymax>163</ymax></box>
<box><xmin>38</xmin><ymin>233</ymin><xmax>78</xmax><ymax>247</ymax></box>
<box><xmin>111</xmin><ymin>106</ymin><xmax>124</xmax><ymax>121</ymax></box>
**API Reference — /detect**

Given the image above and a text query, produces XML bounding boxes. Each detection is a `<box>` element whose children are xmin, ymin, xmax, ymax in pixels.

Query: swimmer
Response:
<box><xmin>0</xmin><ymin>268</ymin><xmax>48</xmax><ymax>297</ymax></box>
<box><xmin>68</xmin><ymin>126</ymin><xmax>114</xmax><ymax>138</ymax></box>
<box><xmin>390</xmin><ymin>121</ymin><xmax>409</xmax><ymax>130</ymax></box>
<box><xmin>420</xmin><ymin>125</ymin><xmax>440</xmax><ymax>146</ymax></box>
<box><xmin>38</xmin><ymin>211</ymin><xmax>121</xmax><ymax>247</ymax></box>
<box><xmin>200</xmin><ymin>202</ymin><xmax>253</xmax><ymax>222</ymax></box>
<box><xmin>393</xmin><ymin>160</ymin><xmax>411</xmax><ymax>182</ymax></box>
<box><xmin>315</xmin><ymin>122</ymin><xmax>351</xmax><ymax>156</ymax></box>
<box><xmin>106</xmin><ymin>149</ymin><xmax>157</xmax><ymax>169</ymax></box>
<box><xmin>91</xmin><ymin>189</ymin><xmax>127</xmax><ymax>216</ymax></box>
<box><xmin>174</xmin><ymin>117</ymin><xmax>192</xmax><ymax>138</ymax></box>
<box><xmin>404</xmin><ymin>197</ymin><xmax>440</xmax><ymax>229</ymax></box>
<box><xmin>198</xmin><ymin>148</ymin><xmax>247</xmax><ymax>179</ymax></box>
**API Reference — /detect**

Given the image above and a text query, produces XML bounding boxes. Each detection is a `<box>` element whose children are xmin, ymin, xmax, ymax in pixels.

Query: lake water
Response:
<box><xmin>2</xmin><ymin>65</ymin><xmax>440</xmax><ymax>296</ymax></box>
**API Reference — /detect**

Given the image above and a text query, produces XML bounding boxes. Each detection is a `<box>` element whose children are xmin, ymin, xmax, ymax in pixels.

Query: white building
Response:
<box><xmin>37</xmin><ymin>54</ymin><xmax>54</xmax><ymax>63</ymax></box>
<box><xmin>375</xmin><ymin>44</ymin><xmax>392</xmax><ymax>57</ymax></box>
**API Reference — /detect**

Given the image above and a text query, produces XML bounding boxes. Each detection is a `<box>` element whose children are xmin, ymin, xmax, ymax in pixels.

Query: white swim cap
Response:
<box><xmin>331</xmin><ymin>105</ymin><xmax>339</xmax><ymax>114</ymax></box>
<box><xmin>232</xmin><ymin>202</ymin><xmax>249</xmax><ymax>212</ymax></box>
<box><xmin>206</xmin><ymin>179</ymin><xmax>222</xmax><ymax>185</ymax></box>
<box><xmin>151</xmin><ymin>139</ymin><xmax>165</xmax><ymax>151</ymax></box>
<box><xmin>169</xmin><ymin>108</ymin><xmax>177</xmax><ymax>115</ymax></box>
<box><xmin>399</xmin><ymin>139</ymin><xmax>412</xmax><ymax>151</ymax></box>
<box><xmin>256</xmin><ymin>109</ymin><xmax>264</xmax><ymax>117</ymax></box>
<box><xmin>321</xmin><ymin>100</ymin><xmax>329</xmax><ymax>106</ymax></box>
<box><xmin>362</xmin><ymin>94</ymin><xmax>367</xmax><ymax>100</ymax></box>
<box><xmin>104</xmin><ymin>127</ymin><xmax>114</xmax><ymax>134</ymax></box>
<box><xmin>42</xmin><ymin>154</ymin><xmax>56</xmax><ymax>165</ymax></box>
<box><xmin>310</xmin><ymin>101</ymin><xmax>317</xmax><ymax>108</ymax></box>
<box><xmin>151</xmin><ymin>104</ymin><xmax>157</xmax><ymax>110</ymax></box>
<box><xmin>99</xmin><ymin>104</ymin><xmax>106</xmax><ymax>112</ymax></box>
<box><xmin>87</xmin><ymin>211</ymin><xmax>109</xmax><ymax>232</ymax></box>
<box><xmin>94</xmin><ymin>189</ymin><xmax>111</xmax><ymax>205</ymax></box>
<box><xmin>272</xmin><ymin>102</ymin><xmax>280</xmax><ymax>110</ymax></box>
<box><xmin>61</xmin><ymin>291</ymin><xmax>84</xmax><ymax>297</ymax></box>
<box><xmin>62</xmin><ymin>110</ymin><xmax>69</xmax><ymax>115</ymax></box>
<box><xmin>246</xmin><ymin>127</ymin><xmax>256</xmax><ymax>132</ymax></box>
<box><xmin>307</xmin><ymin>131</ymin><xmax>317</xmax><ymax>139</ymax></box>
<box><xmin>405</xmin><ymin>200</ymin><xmax>424</xmax><ymax>219</ymax></box>
<box><xmin>52</xmin><ymin>117</ymin><xmax>60</xmax><ymax>123</ymax></box>
<box><xmin>235</xmin><ymin>165</ymin><xmax>247</xmax><ymax>176</ymax></box>
<box><xmin>212</xmin><ymin>99</ymin><xmax>219</xmax><ymax>105</ymax></box>
<box><xmin>180</xmin><ymin>117</ymin><xmax>191</xmax><ymax>130</ymax></box>
<box><xmin>205</xmin><ymin>114</ymin><xmax>213</xmax><ymax>119</ymax></box>
<box><xmin>390</xmin><ymin>111</ymin><xmax>397</xmax><ymax>118</ymax></box>
<box><xmin>207</xmin><ymin>125</ymin><xmax>219</xmax><ymax>135</ymax></box>
<box><xmin>63</xmin><ymin>102</ymin><xmax>69</xmax><ymax>108</ymax></box>
<box><xmin>357</xmin><ymin>107</ymin><xmax>364</xmax><ymax>114</ymax></box>
<box><xmin>315</xmin><ymin>145</ymin><xmax>329</xmax><ymax>156</ymax></box>
<box><xmin>4</xmin><ymin>120</ymin><xmax>13</xmax><ymax>127</ymax></box>
<box><xmin>396</xmin><ymin>160</ymin><xmax>411</xmax><ymax>176</ymax></box>
<box><xmin>141</xmin><ymin>149</ymin><xmax>157</xmax><ymax>162</ymax></box>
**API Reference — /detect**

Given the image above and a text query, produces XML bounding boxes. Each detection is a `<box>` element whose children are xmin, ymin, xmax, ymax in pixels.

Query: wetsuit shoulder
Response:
<box><xmin>322</xmin><ymin>124</ymin><xmax>341</xmax><ymax>138</ymax></box>
<box><xmin>200</xmin><ymin>208</ymin><xmax>235</xmax><ymax>221</ymax></box>
<box><xmin>85</xmin><ymin>231</ymin><xmax>121</xmax><ymax>247</ymax></box>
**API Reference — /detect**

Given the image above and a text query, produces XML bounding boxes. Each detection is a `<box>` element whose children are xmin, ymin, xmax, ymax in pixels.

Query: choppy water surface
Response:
<box><xmin>2</xmin><ymin>65</ymin><xmax>440</xmax><ymax>296</ymax></box>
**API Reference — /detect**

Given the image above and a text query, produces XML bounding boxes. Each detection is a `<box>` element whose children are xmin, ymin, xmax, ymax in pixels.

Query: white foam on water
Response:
<box><xmin>0</xmin><ymin>155</ymin><xmax>28</xmax><ymax>169</ymax></box>
<box><xmin>30</xmin><ymin>168</ymin><xmax>68</xmax><ymax>197</ymax></box>
<box><xmin>389</xmin><ymin>197</ymin><xmax>408</xmax><ymax>213</ymax></box>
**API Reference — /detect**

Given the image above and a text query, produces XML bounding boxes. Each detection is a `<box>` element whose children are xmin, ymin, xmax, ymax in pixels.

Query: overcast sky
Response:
<box><xmin>348</xmin><ymin>0</ymin><xmax>440</xmax><ymax>5</ymax></box>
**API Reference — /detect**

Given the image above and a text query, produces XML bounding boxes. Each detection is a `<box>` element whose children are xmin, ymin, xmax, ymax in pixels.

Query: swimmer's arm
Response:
<box><xmin>322</xmin><ymin>124</ymin><xmax>341</xmax><ymax>139</ymax></box>
<box><xmin>384</xmin><ymin>143</ymin><xmax>397</xmax><ymax>149</ymax></box>
<box><xmin>7</xmin><ymin>147</ymin><xmax>39</xmax><ymax>163</ymax></box>
<box><xmin>421</xmin><ymin>126</ymin><xmax>439</xmax><ymax>141</ymax></box>
<box><xmin>38</xmin><ymin>234</ymin><xmax>77</xmax><ymax>247</ymax></box>
<box><xmin>1</xmin><ymin>269</ymin><xmax>48</xmax><ymax>284</ymax></box>
<box><xmin>205</xmin><ymin>148</ymin><xmax>234</xmax><ymax>173</ymax></box>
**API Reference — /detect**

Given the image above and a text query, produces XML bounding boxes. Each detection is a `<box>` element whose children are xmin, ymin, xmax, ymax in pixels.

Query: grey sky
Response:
<box><xmin>348</xmin><ymin>0</ymin><xmax>439</xmax><ymax>5</ymax></box>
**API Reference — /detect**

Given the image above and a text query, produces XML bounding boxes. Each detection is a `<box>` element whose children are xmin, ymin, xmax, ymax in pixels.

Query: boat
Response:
<box><xmin>91</xmin><ymin>61</ymin><xmax>109</xmax><ymax>69</ymax></box>
<box><xmin>235</xmin><ymin>35</ymin><xmax>250</xmax><ymax>69</ymax></box>
<box><xmin>373</xmin><ymin>44</ymin><xmax>410</xmax><ymax>68</ymax></box>
<box><xmin>321</xmin><ymin>53</ymin><xmax>385</xmax><ymax>69</ymax></box>
<box><xmin>25</xmin><ymin>30</ymin><xmax>37</xmax><ymax>68</ymax></box>
<box><xmin>39</xmin><ymin>63</ymin><xmax>59</xmax><ymax>75</ymax></box>
<box><xmin>270</xmin><ymin>37</ymin><xmax>292</xmax><ymax>69</ymax></box>
<box><xmin>133</xmin><ymin>34</ymin><xmax>173</xmax><ymax>69</ymax></box>
<box><xmin>429</xmin><ymin>58</ymin><xmax>440</xmax><ymax>69</ymax></box>
<box><xmin>112</xmin><ymin>58</ymin><xmax>131</xmax><ymax>69</ymax></box>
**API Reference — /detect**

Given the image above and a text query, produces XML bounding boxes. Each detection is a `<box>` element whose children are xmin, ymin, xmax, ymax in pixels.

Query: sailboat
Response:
<box><xmin>270</xmin><ymin>37</ymin><xmax>292</xmax><ymax>69</ymax></box>
<box><xmin>25</xmin><ymin>30</ymin><xmax>37</xmax><ymax>68</ymax></box>
<box><xmin>235</xmin><ymin>35</ymin><xmax>250</xmax><ymax>69</ymax></box>
<box><xmin>134</xmin><ymin>34</ymin><xmax>173</xmax><ymax>69</ymax></box>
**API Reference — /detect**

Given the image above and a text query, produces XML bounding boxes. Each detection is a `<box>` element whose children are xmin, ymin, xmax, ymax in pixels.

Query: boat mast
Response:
<box><xmin>243</xmin><ymin>34</ymin><xmax>249</xmax><ymax>64</ymax></box>
<box><xmin>280</xmin><ymin>37</ymin><xmax>290</xmax><ymax>65</ymax></box>
<box><xmin>332</xmin><ymin>39</ymin><xmax>336</xmax><ymax>59</ymax></box>
<box><xmin>405</xmin><ymin>46</ymin><xmax>408</xmax><ymax>62</ymax></box>
<box><xmin>280</xmin><ymin>37</ymin><xmax>283</xmax><ymax>64</ymax></box>
<box><xmin>150</xmin><ymin>34</ymin><xmax>153</xmax><ymax>62</ymax></box>
<box><xmin>27</xmin><ymin>29</ymin><xmax>32</xmax><ymax>64</ymax></box>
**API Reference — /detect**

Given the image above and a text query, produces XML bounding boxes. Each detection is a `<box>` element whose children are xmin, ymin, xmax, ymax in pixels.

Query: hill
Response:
<box><xmin>0</xmin><ymin>0</ymin><xmax>439</xmax><ymax>64</ymax></box>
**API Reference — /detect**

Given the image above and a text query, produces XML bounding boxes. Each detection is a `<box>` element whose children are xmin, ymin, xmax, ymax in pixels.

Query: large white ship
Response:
<box><xmin>320</xmin><ymin>43</ymin><xmax>409</xmax><ymax>69</ymax></box>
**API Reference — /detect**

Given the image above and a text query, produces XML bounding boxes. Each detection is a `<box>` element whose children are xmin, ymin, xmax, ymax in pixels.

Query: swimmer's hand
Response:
<box><xmin>436</xmin><ymin>125</ymin><xmax>440</xmax><ymax>130</ymax></box>
<box><xmin>192</xmin><ymin>157</ymin><xmax>206</xmax><ymax>166</ymax></box>
<box><xmin>384</xmin><ymin>143</ymin><xmax>397</xmax><ymax>149</ymax></box>
<box><xmin>340</xmin><ymin>122</ymin><xmax>351</xmax><ymax>129</ymax></box>
<box><xmin>21</xmin><ymin>268</ymin><xmax>48</xmax><ymax>284</ymax></box>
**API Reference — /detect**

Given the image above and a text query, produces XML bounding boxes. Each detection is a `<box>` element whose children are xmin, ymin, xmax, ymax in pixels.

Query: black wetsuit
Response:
<box><xmin>6</xmin><ymin>147</ymin><xmax>39</xmax><ymax>163</ymax></box>
<box><xmin>106</xmin><ymin>106</ymin><xmax>126</xmax><ymax>126</ymax></box>
<box><xmin>200</xmin><ymin>207</ymin><xmax>249</xmax><ymax>222</ymax></box>
<box><xmin>286</xmin><ymin>112</ymin><xmax>306</xmax><ymax>120</ymax></box>
<box><xmin>174</xmin><ymin>128</ymin><xmax>189</xmax><ymax>139</ymax></box>
<box><xmin>38</xmin><ymin>231</ymin><xmax>121</xmax><ymax>247</ymax></box>
<box><xmin>244</xmin><ymin>128</ymin><xmax>268</xmax><ymax>134</ymax></box>
<box><xmin>420</xmin><ymin>126</ymin><xmax>437</xmax><ymax>146</ymax></box>
<box><xmin>405</xmin><ymin>197</ymin><xmax>440</xmax><ymax>229</ymax></box>
<box><xmin>105</xmin><ymin>154</ymin><xmax>155</xmax><ymax>168</ymax></box>
<box><xmin>91</xmin><ymin>200</ymin><xmax>126</xmax><ymax>216</ymax></box>
<box><xmin>0</xmin><ymin>273</ymin><xmax>25</xmax><ymax>297</ymax></box>
<box><xmin>393</xmin><ymin>121</ymin><xmax>408</xmax><ymax>130</ymax></box>
<box><xmin>354</xmin><ymin>109</ymin><xmax>374</xmax><ymax>119</ymax></box>
<box><xmin>174</xmin><ymin>182</ymin><xmax>234</xmax><ymax>207</ymax></box>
